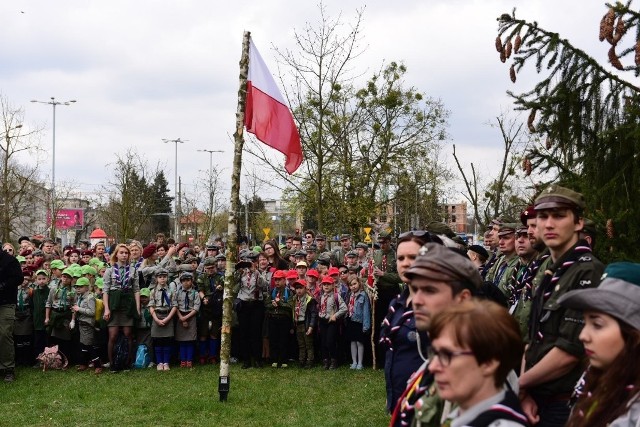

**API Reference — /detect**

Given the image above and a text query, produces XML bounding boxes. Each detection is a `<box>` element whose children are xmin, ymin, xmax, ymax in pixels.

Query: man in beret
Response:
<box><xmin>518</xmin><ymin>185</ymin><xmax>605</xmax><ymax>427</ymax></box>
<box><xmin>480</xmin><ymin>217</ymin><xmax>503</xmax><ymax>280</ymax></box>
<box><xmin>0</xmin><ymin>243</ymin><xmax>23</xmax><ymax>382</ymax></box>
<box><xmin>491</xmin><ymin>223</ymin><xmax>520</xmax><ymax>296</ymax></box>
<box><xmin>467</xmin><ymin>244</ymin><xmax>489</xmax><ymax>270</ymax></box>
<box><xmin>391</xmin><ymin>243</ymin><xmax>482</xmax><ymax>427</ymax></box>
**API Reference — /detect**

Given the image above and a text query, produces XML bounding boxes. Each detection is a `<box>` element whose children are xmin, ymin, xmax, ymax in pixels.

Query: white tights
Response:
<box><xmin>350</xmin><ymin>341</ymin><xmax>364</xmax><ymax>365</ymax></box>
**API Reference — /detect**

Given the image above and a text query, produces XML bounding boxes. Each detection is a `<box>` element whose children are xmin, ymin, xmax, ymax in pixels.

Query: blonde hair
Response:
<box><xmin>110</xmin><ymin>244</ymin><xmax>131</xmax><ymax>264</ymax></box>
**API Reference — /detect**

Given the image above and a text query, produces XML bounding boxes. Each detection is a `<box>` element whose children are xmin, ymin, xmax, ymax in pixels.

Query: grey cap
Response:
<box><xmin>245</xmin><ymin>251</ymin><xmax>259</xmax><ymax>260</ymax></box>
<box><xmin>156</xmin><ymin>267</ymin><xmax>169</xmax><ymax>276</ymax></box>
<box><xmin>179</xmin><ymin>271</ymin><xmax>194</xmax><ymax>280</ymax></box>
<box><xmin>203</xmin><ymin>257</ymin><xmax>217</xmax><ymax>267</ymax></box>
<box><xmin>345</xmin><ymin>250</ymin><xmax>358</xmax><ymax>258</ymax></box>
<box><xmin>215</xmin><ymin>254</ymin><xmax>226</xmax><ymax>261</ymax></box>
<box><xmin>355</xmin><ymin>242</ymin><xmax>369</xmax><ymax>250</ymax></box>
<box><xmin>559</xmin><ymin>262</ymin><xmax>640</xmax><ymax>330</ymax></box>
<box><xmin>295</xmin><ymin>250</ymin><xmax>307</xmax><ymax>258</ymax></box>
<box><xmin>405</xmin><ymin>243</ymin><xmax>482</xmax><ymax>292</ymax></box>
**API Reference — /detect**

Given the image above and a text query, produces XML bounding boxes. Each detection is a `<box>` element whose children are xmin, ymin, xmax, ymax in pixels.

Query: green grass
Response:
<box><xmin>1</xmin><ymin>364</ymin><xmax>390</xmax><ymax>427</ymax></box>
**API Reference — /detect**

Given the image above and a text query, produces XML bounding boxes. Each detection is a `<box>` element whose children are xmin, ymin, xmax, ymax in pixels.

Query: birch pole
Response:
<box><xmin>219</xmin><ymin>30</ymin><xmax>250</xmax><ymax>402</ymax></box>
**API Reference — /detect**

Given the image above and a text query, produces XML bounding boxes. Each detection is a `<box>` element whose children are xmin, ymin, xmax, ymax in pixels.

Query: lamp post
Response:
<box><xmin>31</xmin><ymin>97</ymin><xmax>76</xmax><ymax>240</ymax></box>
<box><xmin>162</xmin><ymin>138</ymin><xmax>187</xmax><ymax>239</ymax></box>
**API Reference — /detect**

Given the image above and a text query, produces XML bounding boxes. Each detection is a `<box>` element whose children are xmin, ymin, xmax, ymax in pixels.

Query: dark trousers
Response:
<box><xmin>14</xmin><ymin>334</ymin><xmax>33</xmax><ymax>366</ymax></box>
<box><xmin>237</xmin><ymin>301</ymin><xmax>264</xmax><ymax>364</ymax></box>
<box><xmin>79</xmin><ymin>342</ymin><xmax>96</xmax><ymax>366</ymax></box>
<box><xmin>34</xmin><ymin>330</ymin><xmax>47</xmax><ymax>359</ymax></box>
<box><xmin>295</xmin><ymin>323</ymin><xmax>314</xmax><ymax>363</ymax></box>
<box><xmin>319</xmin><ymin>318</ymin><xmax>338</xmax><ymax>360</ymax></box>
<box><xmin>268</xmin><ymin>316</ymin><xmax>290</xmax><ymax>365</ymax></box>
<box><xmin>531</xmin><ymin>395</ymin><xmax>571</xmax><ymax>427</ymax></box>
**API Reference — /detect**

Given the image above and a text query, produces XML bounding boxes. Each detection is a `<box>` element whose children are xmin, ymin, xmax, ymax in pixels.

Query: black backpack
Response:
<box><xmin>112</xmin><ymin>333</ymin><xmax>129</xmax><ymax>371</ymax></box>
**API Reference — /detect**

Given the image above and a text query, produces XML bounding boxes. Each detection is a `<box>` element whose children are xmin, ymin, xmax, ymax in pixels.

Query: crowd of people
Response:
<box><xmin>0</xmin><ymin>183</ymin><xmax>639</xmax><ymax>427</ymax></box>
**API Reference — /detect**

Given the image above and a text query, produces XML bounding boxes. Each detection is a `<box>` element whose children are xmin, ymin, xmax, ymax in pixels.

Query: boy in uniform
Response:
<box><xmin>70</xmin><ymin>277</ymin><xmax>98</xmax><ymax>372</ymax></box>
<box><xmin>197</xmin><ymin>257</ymin><xmax>223</xmax><ymax>364</ymax></box>
<box><xmin>291</xmin><ymin>278</ymin><xmax>318</xmax><ymax>368</ymax></box>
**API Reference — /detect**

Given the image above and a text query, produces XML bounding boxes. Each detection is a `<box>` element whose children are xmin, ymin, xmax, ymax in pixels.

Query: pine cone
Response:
<box><xmin>505</xmin><ymin>40</ymin><xmax>513</xmax><ymax>58</ymax></box>
<box><xmin>527</xmin><ymin>110</ymin><xmax>536</xmax><ymax>133</ymax></box>
<box><xmin>613</xmin><ymin>17</ymin><xmax>626</xmax><ymax>44</ymax></box>
<box><xmin>599</xmin><ymin>12</ymin><xmax>607</xmax><ymax>42</ymax></box>
<box><xmin>635</xmin><ymin>40</ymin><xmax>640</xmax><ymax>67</ymax></box>
<box><xmin>514</xmin><ymin>34</ymin><xmax>522</xmax><ymax>53</ymax></box>
<box><xmin>606</xmin><ymin>219</ymin><xmax>614</xmax><ymax>239</ymax></box>
<box><xmin>545</xmin><ymin>137</ymin><xmax>552</xmax><ymax>150</ymax></box>
<box><xmin>603</xmin><ymin>8</ymin><xmax>616</xmax><ymax>45</ymax></box>
<box><xmin>510</xmin><ymin>65</ymin><xmax>516</xmax><ymax>83</ymax></box>
<box><xmin>495</xmin><ymin>36</ymin><xmax>503</xmax><ymax>53</ymax></box>
<box><xmin>609</xmin><ymin>46</ymin><xmax>624</xmax><ymax>70</ymax></box>
<box><xmin>500</xmin><ymin>48</ymin><xmax>507</xmax><ymax>63</ymax></box>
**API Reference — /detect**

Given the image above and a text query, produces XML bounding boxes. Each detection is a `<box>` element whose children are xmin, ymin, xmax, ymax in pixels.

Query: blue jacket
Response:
<box><xmin>346</xmin><ymin>291</ymin><xmax>371</xmax><ymax>332</ymax></box>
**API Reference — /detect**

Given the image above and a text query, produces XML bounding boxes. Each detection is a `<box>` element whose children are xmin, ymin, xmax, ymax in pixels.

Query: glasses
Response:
<box><xmin>339</xmin><ymin>270</ymin><xmax>348</xmax><ymax>275</ymax></box>
<box><xmin>427</xmin><ymin>347</ymin><xmax>474</xmax><ymax>367</ymax></box>
<box><xmin>264</xmin><ymin>246</ymin><xmax>273</xmax><ymax>250</ymax></box>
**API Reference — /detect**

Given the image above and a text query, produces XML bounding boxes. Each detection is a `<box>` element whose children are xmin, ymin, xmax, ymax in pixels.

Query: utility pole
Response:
<box><xmin>162</xmin><ymin>137</ymin><xmax>187</xmax><ymax>240</ymax></box>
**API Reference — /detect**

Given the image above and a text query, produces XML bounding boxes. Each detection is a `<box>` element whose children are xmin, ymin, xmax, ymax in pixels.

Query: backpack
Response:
<box><xmin>133</xmin><ymin>344</ymin><xmax>150</xmax><ymax>369</ymax></box>
<box><xmin>112</xmin><ymin>333</ymin><xmax>130</xmax><ymax>371</ymax></box>
<box><xmin>94</xmin><ymin>298</ymin><xmax>104</xmax><ymax>322</ymax></box>
<box><xmin>36</xmin><ymin>345</ymin><xmax>69</xmax><ymax>371</ymax></box>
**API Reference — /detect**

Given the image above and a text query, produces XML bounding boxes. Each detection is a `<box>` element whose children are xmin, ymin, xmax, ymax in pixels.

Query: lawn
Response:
<box><xmin>1</xmin><ymin>363</ymin><xmax>390</xmax><ymax>427</ymax></box>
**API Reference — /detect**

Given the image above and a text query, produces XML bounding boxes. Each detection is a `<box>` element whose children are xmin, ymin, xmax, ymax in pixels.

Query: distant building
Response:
<box><xmin>443</xmin><ymin>202</ymin><xmax>468</xmax><ymax>234</ymax></box>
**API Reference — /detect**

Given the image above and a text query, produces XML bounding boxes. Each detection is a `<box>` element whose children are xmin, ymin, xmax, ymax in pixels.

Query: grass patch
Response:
<box><xmin>1</xmin><ymin>364</ymin><xmax>390</xmax><ymax>427</ymax></box>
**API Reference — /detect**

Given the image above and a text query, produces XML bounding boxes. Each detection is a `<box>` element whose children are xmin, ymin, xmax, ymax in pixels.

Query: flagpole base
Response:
<box><xmin>218</xmin><ymin>375</ymin><xmax>230</xmax><ymax>402</ymax></box>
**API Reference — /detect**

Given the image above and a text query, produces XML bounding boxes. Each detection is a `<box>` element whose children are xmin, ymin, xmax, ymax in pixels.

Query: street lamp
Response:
<box><xmin>197</xmin><ymin>149</ymin><xmax>224</xmax><ymax>242</ymax></box>
<box><xmin>162</xmin><ymin>138</ymin><xmax>187</xmax><ymax>239</ymax></box>
<box><xmin>31</xmin><ymin>97</ymin><xmax>76</xmax><ymax>240</ymax></box>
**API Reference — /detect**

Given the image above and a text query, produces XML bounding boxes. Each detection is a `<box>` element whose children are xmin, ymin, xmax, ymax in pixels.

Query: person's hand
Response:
<box><xmin>272</xmin><ymin>300</ymin><xmax>278</xmax><ymax>307</ymax></box>
<box><xmin>71</xmin><ymin>304</ymin><xmax>80</xmax><ymax>313</ymax></box>
<box><xmin>103</xmin><ymin>309</ymin><xmax>111</xmax><ymax>322</ymax></box>
<box><xmin>44</xmin><ymin>318</ymin><xmax>50</xmax><ymax>325</ymax></box>
<box><xmin>69</xmin><ymin>320</ymin><xmax>75</xmax><ymax>330</ymax></box>
<box><xmin>306</xmin><ymin>327</ymin><xmax>313</xmax><ymax>336</ymax></box>
<box><xmin>203</xmin><ymin>297</ymin><xmax>209</xmax><ymax>305</ymax></box>
<box><xmin>182</xmin><ymin>320</ymin><xmax>189</xmax><ymax>328</ymax></box>
<box><xmin>330</xmin><ymin>314</ymin><xmax>336</xmax><ymax>322</ymax></box>
<box><xmin>373</xmin><ymin>267</ymin><xmax>384</xmax><ymax>277</ymax></box>
<box><xmin>167</xmin><ymin>246</ymin><xmax>177</xmax><ymax>256</ymax></box>
<box><xmin>520</xmin><ymin>392</ymin><xmax>539</xmax><ymax>425</ymax></box>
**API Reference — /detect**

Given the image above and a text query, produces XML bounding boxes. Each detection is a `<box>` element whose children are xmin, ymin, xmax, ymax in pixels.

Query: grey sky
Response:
<box><xmin>0</xmin><ymin>1</ymin><xmax>610</xmax><ymax>207</ymax></box>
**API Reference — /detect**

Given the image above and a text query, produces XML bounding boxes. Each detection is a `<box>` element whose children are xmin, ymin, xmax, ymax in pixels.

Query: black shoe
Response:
<box><xmin>329</xmin><ymin>359</ymin><xmax>337</xmax><ymax>370</ymax></box>
<box><xmin>4</xmin><ymin>370</ymin><xmax>15</xmax><ymax>383</ymax></box>
<box><xmin>241</xmin><ymin>362</ymin><xmax>251</xmax><ymax>369</ymax></box>
<box><xmin>323</xmin><ymin>359</ymin><xmax>330</xmax><ymax>370</ymax></box>
<box><xmin>255</xmin><ymin>360</ymin><xmax>264</xmax><ymax>368</ymax></box>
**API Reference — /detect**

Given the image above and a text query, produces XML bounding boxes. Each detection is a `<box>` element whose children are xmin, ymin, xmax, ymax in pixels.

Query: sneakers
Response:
<box><xmin>280</xmin><ymin>363</ymin><xmax>288</xmax><ymax>368</ymax></box>
<box><xmin>329</xmin><ymin>359</ymin><xmax>337</xmax><ymax>370</ymax></box>
<box><xmin>163</xmin><ymin>364</ymin><xmax>170</xmax><ymax>371</ymax></box>
<box><xmin>94</xmin><ymin>367</ymin><xmax>103</xmax><ymax>374</ymax></box>
<box><xmin>4</xmin><ymin>370</ymin><xmax>15</xmax><ymax>383</ymax></box>
<box><xmin>271</xmin><ymin>362</ymin><xmax>278</xmax><ymax>368</ymax></box>
<box><xmin>323</xmin><ymin>359</ymin><xmax>330</xmax><ymax>370</ymax></box>
<box><xmin>350</xmin><ymin>363</ymin><xmax>357</xmax><ymax>370</ymax></box>
<box><xmin>180</xmin><ymin>361</ymin><xmax>187</xmax><ymax>368</ymax></box>
<box><xmin>157</xmin><ymin>363</ymin><xmax>165</xmax><ymax>371</ymax></box>
<box><xmin>356</xmin><ymin>364</ymin><xmax>363</xmax><ymax>370</ymax></box>
<box><xmin>208</xmin><ymin>356</ymin><xmax>217</xmax><ymax>364</ymax></box>
<box><xmin>186</xmin><ymin>361</ymin><xmax>193</xmax><ymax>368</ymax></box>
<box><xmin>199</xmin><ymin>357</ymin><xmax>206</xmax><ymax>365</ymax></box>
<box><xmin>77</xmin><ymin>365</ymin><xmax>88</xmax><ymax>372</ymax></box>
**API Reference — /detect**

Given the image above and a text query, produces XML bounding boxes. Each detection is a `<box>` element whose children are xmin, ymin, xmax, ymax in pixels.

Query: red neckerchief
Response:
<box><xmin>348</xmin><ymin>292</ymin><xmax>356</xmax><ymax>317</ymax></box>
<box><xmin>320</xmin><ymin>293</ymin><xmax>327</xmax><ymax>316</ymax></box>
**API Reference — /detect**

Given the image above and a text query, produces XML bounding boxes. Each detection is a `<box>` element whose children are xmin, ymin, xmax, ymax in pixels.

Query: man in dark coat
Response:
<box><xmin>0</xmin><ymin>243</ymin><xmax>23</xmax><ymax>382</ymax></box>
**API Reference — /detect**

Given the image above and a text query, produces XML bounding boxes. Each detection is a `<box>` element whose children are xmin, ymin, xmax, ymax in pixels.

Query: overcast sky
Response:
<box><xmin>0</xmin><ymin>0</ymin><xmax>610</xmax><ymax>208</ymax></box>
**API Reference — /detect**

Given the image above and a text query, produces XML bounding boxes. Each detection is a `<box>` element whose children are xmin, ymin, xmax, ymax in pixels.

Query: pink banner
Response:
<box><xmin>47</xmin><ymin>209</ymin><xmax>84</xmax><ymax>230</ymax></box>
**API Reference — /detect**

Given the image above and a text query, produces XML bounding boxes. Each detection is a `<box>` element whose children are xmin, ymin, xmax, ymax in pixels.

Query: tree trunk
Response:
<box><xmin>219</xmin><ymin>30</ymin><xmax>250</xmax><ymax>402</ymax></box>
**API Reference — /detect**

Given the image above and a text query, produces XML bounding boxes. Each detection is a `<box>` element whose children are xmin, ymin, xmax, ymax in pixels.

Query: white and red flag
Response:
<box><xmin>244</xmin><ymin>38</ymin><xmax>303</xmax><ymax>175</ymax></box>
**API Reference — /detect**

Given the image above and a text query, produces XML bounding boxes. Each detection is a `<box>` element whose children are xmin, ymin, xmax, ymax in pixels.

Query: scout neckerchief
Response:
<box><xmin>320</xmin><ymin>293</ymin><xmax>328</xmax><ymax>317</ymax></box>
<box><xmin>529</xmin><ymin>240</ymin><xmax>591</xmax><ymax>343</ymax></box>
<box><xmin>183</xmin><ymin>287</ymin><xmax>191</xmax><ymax>311</ymax></box>
<box><xmin>348</xmin><ymin>292</ymin><xmax>356</xmax><ymax>317</ymax></box>
<box><xmin>18</xmin><ymin>287</ymin><xmax>26</xmax><ymax>311</ymax></box>
<box><xmin>295</xmin><ymin>295</ymin><xmax>307</xmax><ymax>320</ymax></box>
<box><xmin>271</xmin><ymin>287</ymin><xmax>289</xmax><ymax>303</ymax></box>
<box><xmin>160</xmin><ymin>287</ymin><xmax>171</xmax><ymax>307</ymax></box>
<box><xmin>133</xmin><ymin>257</ymin><xmax>143</xmax><ymax>270</ymax></box>
<box><xmin>391</xmin><ymin>364</ymin><xmax>434</xmax><ymax>427</ymax></box>
<box><xmin>208</xmin><ymin>275</ymin><xmax>216</xmax><ymax>294</ymax></box>
<box><xmin>381</xmin><ymin>253</ymin><xmax>388</xmax><ymax>273</ymax></box>
<box><xmin>113</xmin><ymin>263</ymin><xmax>131</xmax><ymax>290</ymax></box>
<box><xmin>58</xmin><ymin>286</ymin><xmax>70</xmax><ymax>309</ymax></box>
<box><xmin>77</xmin><ymin>293</ymin><xmax>84</xmax><ymax>306</ymax></box>
<box><xmin>481</xmin><ymin>250</ymin><xmax>499</xmax><ymax>279</ymax></box>
<box><xmin>522</xmin><ymin>251</ymin><xmax>550</xmax><ymax>302</ymax></box>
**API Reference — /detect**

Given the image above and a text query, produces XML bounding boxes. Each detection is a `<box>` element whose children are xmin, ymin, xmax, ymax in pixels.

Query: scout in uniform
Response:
<box><xmin>519</xmin><ymin>185</ymin><xmax>605</xmax><ymax>427</ymax></box>
<box><xmin>148</xmin><ymin>268</ymin><xmax>177</xmax><ymax>371</ymax></box>
<box><xmin>32</xmin><ymin>269</ymin><xmax>51</xmax><ymax>359</ymax></box>
<box><xmin>196</xmin><ymin>257</ymin><xmax>223</xmax><ymax>364</ymax></box>
<box><xmin>331</xmin><ymin>234</ymin><xmax>353</xmax><ymax>267</ymax></box>
<box><xmin>70</xmin><ymin>277</ymin><xmax>98</xmax><ymax>372</ymax></box>
<box><xmin>317</xmin><ymin>276</ymin><xmax>347</xmax><ymax>370</ymax></box>
<box><xmin>175</xmin><ymin>272</ymin><xmax>200</xmax><ymax>368</ymax></box>
<box><xmin>48</xmin><ymin>259</ymin><xmax>65</xmax><ymax>289</ymax></box>
<box><xmin>265</xmin><ymin>270</ymin><xmax>294</xmax><ymax>368</ymax></box>
<box><xmin>291</xmin><ymin>278</ymin><xmax>318</xmax><ymax>368</ymax></box>
<box><xmin>14</xmin><ymin>270</ymin><xmax>34</xmax><ymax>366</ymax></box>
<box><xmin>493</xmin><ymin>223</ymin><xmax>520</xmax><ymax>297</ymax></box>
<box><xmin>44</xmin><ymin>268</ymin><xmax>76</xmax><ymax>359</ymax></box>
<box><xmin>135</xmin><ymin>287</ymin><xmax>153</xmax><ymax>353</ymax></box>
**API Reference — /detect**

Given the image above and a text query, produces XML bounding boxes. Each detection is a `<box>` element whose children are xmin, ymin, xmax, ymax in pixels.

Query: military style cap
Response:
<box><xmin>345</xmin><ymin>251</ymin><xmax>358</xmax><ymax>258</ymax></box>
<box><xmin>272</xmin><ymin>270</ymin><xmax>287</xmax><ymax>279</ymax></box>
<box><xmin>315</xmin><ymin>234</ymin><xmax>326</xmax><ymax>240</ymax></box>
<box><xmin>206</xmin><ymin>244</ymin><xmax>219</xmax><ymax>251</ymax></box>
<box><xmin>296</xmin><ymin>261</ymin><xmax>308</xmax><ymax>268</ymax></box>
<box><xmin>355</xmin><ymin>242</ymin><xmax>369</xmax><ymax>250</ymax></box>
<box><xmin>307</xmin><ymin>244</ymin><xmax>318</xmax><ymax>252</ymax></box>
<box><xmin>405</xmin><ymin>243</ymin><xmax>482</xmax><ymax>291</ymax></box>
<box><xmin>88</xmin><ymin>258</ymin><xmax>102</xmax><ymax>267</ymax></box>
<box><xmin>74</xmin><ymin>277</ymin><xmax>90</xmax><ymax>287</ymax></box>
<box><xmin>378</xmin><ymin>231</ymin><xmax>392</xmax><ymax>241</ymax></box>
<box><xmin>347</xmin><ymin>265</ymin><xmax>362</xmax><ymax>273</ymax></box>
<box><xmin>426</xmin><ymin>221</ymin><xmax>456</xmax><ymax>238</ymax></box>
<box><xmin>245</xmin><ymin>251</ymin><xmax>259</xmax><ymax>260</ymax></box>
<box><xmin>327</xmin><ymin>267</ymin><xmax>340</xmax><ymax>276</ymax></box>
<box><xmin>340</xmin><ymin>234</ymin><xmax>351</xmax><ymax>241</ymax></box>
<box><xmin>534</xmin><ymin>184</ymin><xmax>586</xmax><ymax>211</ymax></box>
<box><xmin>33</xmin><ymin>249</ymin><xmax>44</xmax><ymax>257</ymax></box>
<box><xmin>559</xmin><ymin>262</ymin><xmax>640</xmax><ymax>330</ymax></box>
<box><xmin>141</xmin><ymin>244</ymin><xmax>157</xmax><ymax>259</ymax></box>
<box><xmin>582</xmin><ymin>218</ymin><xmax>597</xmax><ymax>237</ymax></box>
<box><xmin>520</xmin><ymin>205</ymin><xmax>536</xmax><ymax>226</ymax></box>
<box><xmin>468</xmin><ymin>245</ymin><xmax>489</xmax><ymax>261</ymax></box>
<box><xmin>16</xmin><ymin>256</ymin><xmax>26</xmax><ymax>263</ymax></box>
<box><xmin>50</xmin><ymin>260</ymin><xmax>65</xmax><ymax>270</ymax></box>
<box><xmin>295</xmin><ymin>250</ymin><xmax>307</xmax><ymax>258</ymax></box>
<box><xmin>156</xmin><ymin>268</ymin><xmax>169</xmax><ymax>276</ymax></box>
<box><xmin>179</xmin><ymin>272</ymin><xmax>194</xmax><ymax>280</ymax></box>
<box><xmin>215</xmin><ymin>254</ymin><xmax>227</xmax><ymax>261</ymax></box>
<box><xmin>61</xmin><ymin>268</ymin><xmax>73</xmax><ymax>277</ymax></box>
<box><xmin>203</xmin><ymin>257</ymin><xmax>217</xmax><ymax>267</ymax></box>
<box><xmin>515</xmin><ymin>225</ymin><xmax>528</xmax><ymax>235</ymax></box>
<box><xmin>497</xmin><ymin>223</ymin><xmax>519</xmax><ymax>237</ymax></box>
<box><xmin>139</xmin><ymin>287</ymin><xmax>151</xmax><ymax>298</ymax></box>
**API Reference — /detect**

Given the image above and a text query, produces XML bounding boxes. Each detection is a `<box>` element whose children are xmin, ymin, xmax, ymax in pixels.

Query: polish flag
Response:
<box><xmin>245</xmin><ymin>38</ymin><xmax>303</xmax><ymax>175</ymax></box>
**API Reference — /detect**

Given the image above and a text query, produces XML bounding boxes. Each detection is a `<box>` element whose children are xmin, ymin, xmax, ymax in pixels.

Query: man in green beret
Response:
<box><xmin>518</xmin><ymin>185</ymin><xmax>605</xmax><ymax>426</ymax></box>
<box><xmin>492</xmin><ymin>223</ymin><xmax>519</xmax><ymax>296</ymax></box>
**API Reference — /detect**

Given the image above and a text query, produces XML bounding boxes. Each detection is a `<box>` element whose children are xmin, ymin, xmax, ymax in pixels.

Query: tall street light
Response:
<box><xmin>197</xmin><ymin>149</ymin><xmax>224</xmax><ymax>242</ymax></box>
<box><xmin>31</xmin><ymin>97</ymin><xmax>76</xmax><ymax>240</ymax></box>
<box><xmin>162</xmin><ymin>138</ymin><xmax>187</xmax><ymax>239</ymax></box>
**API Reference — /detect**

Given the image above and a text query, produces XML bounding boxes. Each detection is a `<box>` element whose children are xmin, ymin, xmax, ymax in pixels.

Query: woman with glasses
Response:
<box><xmin>380</xmin><ymin>231</ymin><xmax>433</xmax><ymax>414</ymax></box>
<box><xmin>428</xmin><ymin>299</ymin><xmax>528</xmax><ymax>426</ymax></box>
<box><xmin>2</xmin><ymin>243</ymin><xmax>15</xmax><ymax>255</ymax></box>
<box><xmin>262</xmin><ymin>239</ymin><xmax>288</xmax><ymax>270</ymax></box>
